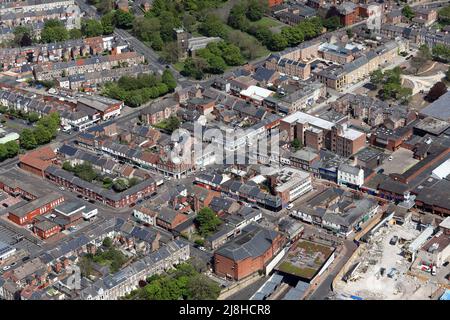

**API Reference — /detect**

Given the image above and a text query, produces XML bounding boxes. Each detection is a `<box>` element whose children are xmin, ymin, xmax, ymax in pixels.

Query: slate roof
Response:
<box><xmin>215</xmin><ymin>224</ymin><xmax>281</xmax><ymax>261</ymax></box>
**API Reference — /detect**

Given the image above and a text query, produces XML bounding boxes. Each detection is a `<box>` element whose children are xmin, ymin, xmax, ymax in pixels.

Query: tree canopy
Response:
<box><xmin>124</xmin><ymin>262</ymin><xmax>221</xmax><ymax>300</ymax></box>
<box><xmin>402</xmin><ymin>5</ymin><xmax>415</xmax><ymax>20</ymax></box>
<box><xmin>40</xmin><ymin>20</ymin><xmax>69</xmax><ymax>43</ymax></box>
<box><xmin>195</xmin><ymin>207</ymin><xmax>221</xmax><ymax>237</ymax></box>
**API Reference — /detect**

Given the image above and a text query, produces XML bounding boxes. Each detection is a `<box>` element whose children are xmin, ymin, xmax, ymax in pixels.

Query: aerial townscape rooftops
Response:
<box><xmin>0</xmin><ymin>0</ymin><xmax>449</xmax><ymax>308</ymax></box>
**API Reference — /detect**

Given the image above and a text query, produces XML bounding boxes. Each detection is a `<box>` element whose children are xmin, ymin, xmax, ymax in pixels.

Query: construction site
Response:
<box><xmin>333</xmin><ymin>221</ymin><xmax>444</xmax><ymax>300</ymax></box>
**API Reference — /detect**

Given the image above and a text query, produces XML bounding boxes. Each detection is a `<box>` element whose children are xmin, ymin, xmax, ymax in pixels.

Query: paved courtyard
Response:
<box><xmin>376</xmin><ymin>148</ymin><xmax>419</xmax><ymax>175</ymax></box>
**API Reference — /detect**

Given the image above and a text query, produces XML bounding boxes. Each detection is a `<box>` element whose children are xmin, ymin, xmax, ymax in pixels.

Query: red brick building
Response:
<box><xmin>141</xmin><ymin>98</ymin><xmax>179</xmax><ymax>125</ymax></box>
<box><xmin>337</xmin><ymin>3</ymin><xmax>358</xmax><ymax>26</ymax></box>
<box><xmin>330</xmin><ymin>124</ymin><xmax>366</xmax><ymax>158</ymax></box>
<box><xmin>156</xmin><ymin>207</ymin><xmax>188</xmax><ymax>231</ymax></box>
<box><xmin>33</xmin><ymin>220</ymin><xmax>61</xmax><ymax>239</ymax></box>
<box><xmin>44</xmin><ymin>165</ymin><xmax>157</xmax><ymax>208</ymax></box>
<box><xmin>214</xmin><ymin>224</ymin><xmax>285</xmax><ymax>280</ymax></box>
<box><xmin>18</xmin><ymin>146</ymin><xmax>57</xmax><ymax>177</ymax></box>
<box><xmin>268</xmin><ymin>0</ymin><xmax>283</xmax><ymax>7</ymax></box>
<box><xmin>8</xmin><ymin>193</ymin><xmax>64</xmax><ymax>225</ymax></box>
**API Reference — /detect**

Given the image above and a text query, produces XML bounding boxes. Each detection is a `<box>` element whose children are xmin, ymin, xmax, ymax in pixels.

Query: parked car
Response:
<box><xmin>88</xmin><ymin>199</ymin><xmax>96</xmax><ymax>204</ymax></box>
<box><xmin>431</xmin><ymin>265</ymin><xmax>437</xmax><ymax>276</ymax></box>
<box><xmin>421</xmin><ymin>264</ymin><xmax>431</xmax><ymax>272</ymax></box>
<box><xmin>388</xmin><ymin>156</ymin><xmax>393</xmax><ymax>161</ymax></box>
<box><xmin>387</xmin><ymin>268</ymin><xmax>398</xmax><ymax>278</ymax></box>
<box><xmin>286</xmin><ymin>203</ymin><xmax>294</xmax><ymax>210</ymax></box>
<box><xmin>443</xmin><ymin>261</ymin><xmax>449</xmax><ymax>267</ymax></box>
<box><xmin>377</xmin><ymin>168</ymin><xmax>385</xmax><ymax>174</ymax></box>
<box><xmin>379</xmin><ymin>267</ymin><xmax>386</xmax><ymax>277</ymax></box>
<box><xmin>390</xmin><ymin>236</ymin><xmax>398</xmax><ymax>245</ymax></box>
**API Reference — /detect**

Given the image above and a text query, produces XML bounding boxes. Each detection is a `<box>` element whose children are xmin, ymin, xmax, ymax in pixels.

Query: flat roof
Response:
<box><xmin>240</xmin><ymin>85</ymin><xmax>274</xmax><ymax>101</ymax></box>
<box><xmin>54</xmin><ymin>201</ymin><xmax>85</xmax><ymax>216</ymax></box>
<box><xmin>439</xmin><ymin>217</ymin><xmax>450</xmax><ymax>230</ymax></box>
<box><xmin>282</xmin><ymin>111</ymin><xmax>334</xmax><ymax>130</ymax></box>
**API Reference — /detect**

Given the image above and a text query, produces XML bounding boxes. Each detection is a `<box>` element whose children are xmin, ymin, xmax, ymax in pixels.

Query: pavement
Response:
<box><xmin>402</xmin><ymin>72</ymin><xmax>446</xmax><ymax>95</ymax></box>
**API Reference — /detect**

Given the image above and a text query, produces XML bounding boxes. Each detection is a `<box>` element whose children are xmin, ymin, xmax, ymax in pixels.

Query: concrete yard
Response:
<box><xmin>376</xmin><ymin>148</ymin><xmax>419</xmax><ymax>175</ymax></box>
<box><xmin>334</xmin><ymin>222</ymin><xmax>441</xmax><ymax>300</ymax></box>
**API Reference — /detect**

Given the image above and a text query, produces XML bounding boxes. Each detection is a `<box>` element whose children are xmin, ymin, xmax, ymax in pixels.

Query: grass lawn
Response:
<box><xmin>250</xmin><ymin>17</ymin><xmax>283</xmax><ymax>29</ymax></box>
<box><xmin>278</xmin><ymin>261</ymin><xmax>317</xmax><ymax>279</ymax></box>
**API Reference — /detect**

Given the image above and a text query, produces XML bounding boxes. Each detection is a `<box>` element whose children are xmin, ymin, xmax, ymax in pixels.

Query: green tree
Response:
<box><xmin>78</xmin><ymin>255</ymin><xmax>94</xmax><ymax>277</ymax></box>
<box><xmin>69</xmin><ymin>29</ymin><xmax>83</xmax><ymax>40</ymax></box>
<box><xmin>4</xmin><ymin>141</ymin><xmax>19</xmax><ymax>158</ymax></box>
<box><xmin>62</xmin><ymin>161</ymin><xmax>74</xmax><ymax>171</ymax></box>
<box><xmin>411</xmin><ymin>45</ymin><xmax>431</xmax><ymax>74</ymax></box>
<box><xmin>323</xmin><ymin>16</ymin><xmax>342</xmax><ymax>31</ymax></box>
<box><xmin>40</xmin><ymin>20</ymin><xmax>69</xmax><ymax>43</ymax></box>
<box><xmin>346</xmin><ymin>28</ymin><xmax>353</xmax><ymax>38</ymax></box>
<box><xmin>182</xmin><ymin>14</ymin><xmax>197</xmax><ymax>32</ymax></box>
<box><xmin>162</xmin><ymin>69</ymin><xmax>177</xmax><ymax>91</ymax></box>
<box><xmin>370</xmin><ymin>69</ymin><xmax>384</xmax><ymax>86</ymax></box>
<box><xmin>186</xmin><ymin>274</ymin><xmax>221</xmax><ymax>300</ymax></box>
<box><xmin>0</xmin><ymin>144</ymin><xmax>8</xmax><ymax>161</ymax></box>
<box><xmin>268</xmin><ymin>33</ymin><xmax>288</xmax><ymax>51</ymax></box>
<box><xmin>13</xmin><ymin>26</ymin><xmax>33</xmax><ymax>46</ymax></box>
<box><xmin>166</xmin><ymin>116</ymin><xmax>181</xmax><ymax>132</ymax></box>
<box><xmin>20</xmin><ymin>129</ymin><xmax>37</xmax><ymax>150</ymax></box>
<box><xmin>432</xmin><ymin>44</ymin><xmax>450</xmax><ymax>61</ymax></box>
<box><xmin>161</xmin><ymin>42</ymin><xmax>180</xmax><ymax>64</ymax></box>
<box><xmin>102</xmin><ymin>237</ymin><xmax>113</xmax><ymax>248</ymax></box>
<box><xmin>228</xmin><ymin>3</ymin><xmax>250</xmax><ymax>30</ymax></box>
<box><xmin>206</xmin><ymin>55</ymin><xmax>227</xmax><ymax>74</ymax></box>
<box><xmin>291</xmin><ymin>138</ymin><xmax>302</xmax><ymax>151</ymax></box>
<box><xmin>195</xmin><ymin>207</ymin><xmax>221</xmax><ymax>237</ymax></box>
<box><xmin>33</xmin><ymin>126</ymin><xmax>52</xmax><ymax>145</ymax></box>
<box><xmin>246</xmin><ymin>0</ymin><xmax>268</xmax><ymax>21</ymax></box>
<box><xmin>101</xmin><ymin>11</ymin><xmax>116</xmax><ymax>34</ymax></box>
<box><xmin>96</xmin><ymin>0</ymin><xmax>114</xmax><ymax>14</ymax></box>
<box><xmin>36</xmin><ymin>112</ymin><xmax>60</xmax><ymax>137</ymax></box>
<box><xmin>222</xmin><ymin>43</ymin><xmax>244</xmax><ymax>66</ymax></box>
<box><xmin>27</xmin><ymin>112</ymin><xmax>40</xmax><ymax>123</ymax></box>
<box><xmin>402</xmin><ymin>5</ymin><xmax>415</xmax><ymax>20</ymax></box>
<box><xmin>181</xmin><ymin>58</ymin><xmax>206</xmax><ymax>79</ymax></box>
<box><xmin>73</xmin><ymin>162</ymin><xmax>97</xmax><ymax>182</ymax></box>
<box><xmin>438</xmin><ymin>5</ymin><xmax>450</xmax><ymax>25</ymax></box>
<box><xmin>151</xmin><ymin>33</ymin><xmax>164</xmax><ymax>51</ymax></box>
<box><xmin>159</xmin><ymin>11</ymin><xmax>180</xmax><ymax>42</ymax></box>
<box><xmin>115</xmin><ymin>10</ymin><xmax>135</xmax><ymax>29</ymax></box>
<box><xmin>112</xmin><ymin>178</ymin><xmax>128</xmax><ymax>192</ymax></box>
<box><xmin>199</xmin><ymin>14</ymin><xmax>228</xmax><ymax>38</ymax></box>
<box><xmin>103</xmin><ymin>177</ymin><xmax>113</xmax><ymax>189</ymax></box>
<box><xmin>82</xmin><ymin>19</ymin><xmax>104</xmax><ymax>37</ymax></box>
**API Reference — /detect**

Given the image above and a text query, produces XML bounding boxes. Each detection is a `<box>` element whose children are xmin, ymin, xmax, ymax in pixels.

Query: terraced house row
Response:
<box><xmin>33</xmin><ymin>51</ymin><xmax>145</xmax><ymax>81</ymax></box>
